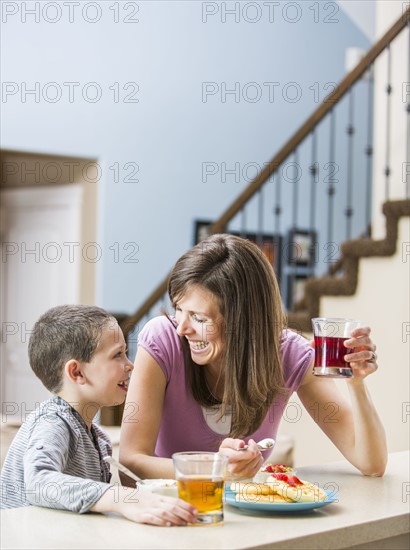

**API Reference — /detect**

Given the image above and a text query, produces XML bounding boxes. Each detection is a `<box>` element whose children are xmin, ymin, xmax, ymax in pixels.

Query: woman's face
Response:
<box><xmin>174</xmin><ymin>285</ymin><xmax>225</xmax><ymax>370</ymax></box>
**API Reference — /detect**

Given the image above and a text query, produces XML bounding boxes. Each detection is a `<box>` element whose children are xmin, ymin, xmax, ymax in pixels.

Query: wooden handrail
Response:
<box><xmin>120</xmin><ymin>277</ymin><xmax>169</xmax><ymax>332</ymax></box>
<box><xmin>120</xmin><ymin>7</ymin><xmax>410</xmax><ymax>333</ymax></box>
<box><xmin>210</xmin><ymin>7</ymin><xmax>410</xmax><ymax>233</ymax></box>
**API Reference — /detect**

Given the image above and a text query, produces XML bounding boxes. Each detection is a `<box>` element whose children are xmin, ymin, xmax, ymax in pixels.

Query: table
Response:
<box><xmin>1</xmin><ymin>451</ymin><xmax>409</xmax><ymax>550</ymax></box>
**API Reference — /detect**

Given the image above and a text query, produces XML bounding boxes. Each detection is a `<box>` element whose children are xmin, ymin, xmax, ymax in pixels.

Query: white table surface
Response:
<box><xmin>1</xmin><ymin>451</ymin><xmax>409</xmax><ymax>550</ymax></box>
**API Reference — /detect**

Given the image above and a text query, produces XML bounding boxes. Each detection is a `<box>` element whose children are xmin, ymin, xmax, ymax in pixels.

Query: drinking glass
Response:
<box><xmin>312</xmin><ymin>317</ymin><xmax>361</xmax><ymax>378</ymax></box>
<box><xmin>172</xmin><ymin>451</ymin><xmax>228</xmax><ymax>525</ymax></box>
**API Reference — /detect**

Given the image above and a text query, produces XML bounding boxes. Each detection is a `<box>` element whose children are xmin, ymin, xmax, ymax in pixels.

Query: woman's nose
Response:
<box><xmin>176</xmin><ymin>315</ymin><xmax>193</xmax><ymax>336</ymax></box>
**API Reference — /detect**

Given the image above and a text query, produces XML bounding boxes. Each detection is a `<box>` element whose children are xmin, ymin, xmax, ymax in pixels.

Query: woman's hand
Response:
<box><xmin>344</xmin><ymin>326</ymin><xmax>378</xmax><ymax>382</ymax></box>
<box><xmin>218</xmin><ymin>438</ymin><xmax>264</xmax><ymax>479</ymax></box>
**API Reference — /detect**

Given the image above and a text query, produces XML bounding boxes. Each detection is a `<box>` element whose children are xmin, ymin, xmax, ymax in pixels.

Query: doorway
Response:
<box><xmin>0</xmin><ymin>150</ymin><xmax>98</xmax><ymax>423</ymax></box>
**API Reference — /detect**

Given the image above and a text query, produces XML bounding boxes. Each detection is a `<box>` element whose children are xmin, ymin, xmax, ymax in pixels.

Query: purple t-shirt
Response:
<box><xmin>138</xmin><ymin>316</ymin><xmax>313</xmax><ymax>458</ymax></box>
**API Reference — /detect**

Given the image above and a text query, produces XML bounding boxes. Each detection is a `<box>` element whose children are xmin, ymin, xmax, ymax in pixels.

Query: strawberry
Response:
<box><xmin>263</xmin><ymin>463</ymin><xmax>291</xmax><ymax>474</ymax></box>
<box><xmin>289</xmin><ymin>475</ymin><xmax>303</xmax><ymax>486</ymax></box>
<box><xmin>270</xmin><ymin>473</ymin><xmax>304</xmax><ymax>487</ymax></box>
<box><xmin>270</xmin><ymin>473</ymin><xmax>289</xmax><ymax>482</ymax></box>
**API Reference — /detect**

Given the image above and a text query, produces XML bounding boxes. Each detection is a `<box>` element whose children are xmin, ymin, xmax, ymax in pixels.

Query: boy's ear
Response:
<box><xmin>64</xmin><ymin>359</ymin><xmax>86</xmax><ymax>385</ymax></box>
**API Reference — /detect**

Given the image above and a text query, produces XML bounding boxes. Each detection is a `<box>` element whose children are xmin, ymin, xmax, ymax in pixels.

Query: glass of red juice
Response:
<box><xmin>312</xmin><ymin>318</ymin><xmax>361</xmax><ymax>378</ymax></box>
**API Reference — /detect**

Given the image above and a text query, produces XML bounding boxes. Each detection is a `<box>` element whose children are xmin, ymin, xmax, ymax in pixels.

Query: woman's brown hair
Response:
<box><xmin>168</xmin><ymin>234</ymin><xmax>285</xmax><ymax>438</ymax></box>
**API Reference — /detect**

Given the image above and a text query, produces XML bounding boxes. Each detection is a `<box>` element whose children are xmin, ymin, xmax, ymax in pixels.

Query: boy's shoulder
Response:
<box><xmin>23</xmin><ymin>396</ymin><xmax>85</xmax><ymax>439</ymax></box>
<box><xmin>2</xmin><ymin>397</ymin><xmax>82</xmax><ymax>466</ymax></box>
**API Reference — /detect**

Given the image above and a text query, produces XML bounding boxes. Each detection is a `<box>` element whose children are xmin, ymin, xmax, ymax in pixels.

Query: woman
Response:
<box><xmin>119</xmin><ymin>234</ymin><xmax>387</xmax><ymax>481</ymax></box>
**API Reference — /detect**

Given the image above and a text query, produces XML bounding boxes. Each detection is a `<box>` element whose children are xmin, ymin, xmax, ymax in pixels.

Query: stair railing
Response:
<box><xmin>118</xmin><ymin>7</ymin><xmax>410</xmax><ymax>347</ymax></box>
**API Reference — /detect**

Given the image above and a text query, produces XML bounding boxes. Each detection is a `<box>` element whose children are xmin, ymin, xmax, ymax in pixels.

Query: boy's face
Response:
<box><xmin>82</xmin><ymin>322</ymin><xmax>133</xmax><ymax>407</ymax></box>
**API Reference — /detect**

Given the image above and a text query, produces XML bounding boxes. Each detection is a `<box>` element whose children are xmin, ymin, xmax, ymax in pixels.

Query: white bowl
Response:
<box><xmin>138</xmin><ymin>479</ymin><xmax>178</xmax><ymax>497</ymax></box>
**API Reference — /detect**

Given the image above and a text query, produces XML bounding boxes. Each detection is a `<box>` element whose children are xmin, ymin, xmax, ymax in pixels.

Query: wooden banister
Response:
<box><xmin>210</xmin><ymin>7</ymin><xmax>410</xmax><ymax>233</ymax></box>
<box><xmin>120</xmin><ymin>7</ymin><xmax>409</xmax><ymax>334</ymax></box>
<box><xmin>119</xmin><ymin>278</ymin><xmax>169</xmax><ymax>334</ymax></box>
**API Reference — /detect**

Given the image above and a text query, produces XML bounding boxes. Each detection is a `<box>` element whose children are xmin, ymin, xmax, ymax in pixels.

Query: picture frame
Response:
<box><xmin>287</xmin><ymin>229</ymin><xmax>317</xmax><ymax>267</ymax></box>
<box><xmin>194</xmin><ymin>220</ymin><xmax>214</xmax><ymax>245</ymax></box>
<box><xmin>193</xmin><ymin>220</ymin><xmax>282</xmax><ymax>280</ymax></box>
<box><xmin>286</xmin><ymin>273</ymin><xmax>308</xmax><ymax>311</ymax></box>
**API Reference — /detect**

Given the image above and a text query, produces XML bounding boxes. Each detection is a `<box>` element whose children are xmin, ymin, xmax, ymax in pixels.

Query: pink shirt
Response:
<box><xmin>138</xmin><ymin>316</ymin><xmax>313</xmax><ymax>458</ymax></box>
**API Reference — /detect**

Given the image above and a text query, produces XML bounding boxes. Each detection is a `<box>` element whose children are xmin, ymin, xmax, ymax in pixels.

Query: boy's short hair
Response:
<box><xmin>28</xmin><ymin>304</ymin><xmax>117</xmax><ymax>393</ymax></box>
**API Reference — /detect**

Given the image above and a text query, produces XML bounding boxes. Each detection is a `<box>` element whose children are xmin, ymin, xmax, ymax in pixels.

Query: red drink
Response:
<box><xmin>312</xmin><ymin>317</ymin><xmax>361</xmax><ymax>378</ymax></box>
<box><xmin>313</xmin><ymin>336</ymin><xmax>353</xmax><ymax>378</ymax></box>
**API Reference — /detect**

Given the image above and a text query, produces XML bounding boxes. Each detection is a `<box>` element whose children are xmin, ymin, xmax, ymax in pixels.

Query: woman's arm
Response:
<box><xmin>119</xmin><ymin>347</ymin><xmax>175</xmax><ymax>481</ymax></box>
<box><xmin>297</xmin><ymin>326</ymin><xmax>387</xmax><ymax>476</ymax></box>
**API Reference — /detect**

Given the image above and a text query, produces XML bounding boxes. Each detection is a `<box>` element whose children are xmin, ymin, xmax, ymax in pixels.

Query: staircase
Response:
<box><xmin>290</xmin><ymin>199</ymin><xmax>410</xmax><ymax>332</ymax></box>
<box><xmin>102</xmin><ymin>7</ymin><xmax>410</xmax><ymax>425</ymax></box>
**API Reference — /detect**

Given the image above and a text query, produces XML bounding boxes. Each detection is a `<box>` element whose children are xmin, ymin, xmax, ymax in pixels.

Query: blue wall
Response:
<box><xmin>1</xmin><ymin>1</ymin><xmax>370</xmax><ymax>313</ymax></box>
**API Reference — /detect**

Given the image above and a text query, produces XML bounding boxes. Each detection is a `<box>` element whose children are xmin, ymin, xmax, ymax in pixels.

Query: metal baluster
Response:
<box><xmin>365</xmin><ymin>63</ymin><xmax>374</xmax><ymax>237</ymax></box>
<box><xmin>327</xmin><ymin>109</ymin><xmax>336</xmax><ymax>273</ymax></box>
<box><xmin>385</xmin><ymin>44</ymin><xmax>392</xmax><ymax>200</ymax></box>
<box><xmin>309</xmin><ymin>130</ymin><xmax>318</xmax><ymax>231</ymax></box>
<box><xmin>257</xmin><ymin>187</ymin><xmax>264</xmax><ymax>246</ymax></box>
<box><xmin>292</xmin><ymin>150</ymin><xmax>299</xmax><ymax>229</ymax></box>
<box><xmin>309</xmin><ymin>130</ymin><xmax>318</xmax><ymax>272</ymax></box>
<box><xmin>345</xmin><ymin>88</ymin><xmax>355</xmax><ymax>240</ymax></box>
<box><xmin>290</xmin><ymin>150</ymin><xmax>300</xmax><ymax>308</ymax></box>
<box><xmin>272</xmin><ymin>169</ymin><xmax>282</xmax><ymax>284</ymax></box>
<box><xmin>273</xmin><ymin>169</ymin><xmax>282</xmax><ymax>236</ymax></box>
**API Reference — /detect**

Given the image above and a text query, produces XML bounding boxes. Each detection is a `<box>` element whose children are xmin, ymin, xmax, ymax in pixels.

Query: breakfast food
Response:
<box><xmin>266</xmin><ymin>473</ymin><xmax>328</xmax><ymax>503</ymax></box>
<box><xmin>253</xmin><ymin>462</ymin><xmax>295</xmax><ymax>483</ymax></box>
<box><xmin>261</xmin><ymin>463</ymin><xmax>294</xmax><ymax>474</ymax></box>
<box><xmin>230</xmin><ymin>471</ymin><xmax>328</xmax><ymax>504</ymax></box>
<box><xmin>230</xmin><ymin>482</ymin><xmax>293</xmax><ymax>503</ymax></box>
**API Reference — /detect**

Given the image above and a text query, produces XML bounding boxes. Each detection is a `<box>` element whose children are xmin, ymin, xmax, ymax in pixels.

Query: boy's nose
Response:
<box><xmin>125</xmin><ymin>358</ymin><xmax>134</xmax><ymax>371</ymax></box>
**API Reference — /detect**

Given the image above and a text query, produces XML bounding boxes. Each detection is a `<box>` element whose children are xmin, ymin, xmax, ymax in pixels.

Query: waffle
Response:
<box><xmin>266</xmin><ymin>474</ymin><xmax>328</xmax><ymax>503</ymax></box>
<box><xmin>230</xmin><ymin>472</ymin><xmax>328</xmax><ymax>504</ymax></box>
<box><xmin>230</xmin><ymin>482</ymin><xmax>293</xmax><ymax>503</ymax></box>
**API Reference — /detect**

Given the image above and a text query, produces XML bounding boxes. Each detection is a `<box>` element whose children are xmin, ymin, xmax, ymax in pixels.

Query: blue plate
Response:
<box><xmin>224</xmin><ymin>487</ymin><xmax>337</xmax><ymax>513</ymax></box>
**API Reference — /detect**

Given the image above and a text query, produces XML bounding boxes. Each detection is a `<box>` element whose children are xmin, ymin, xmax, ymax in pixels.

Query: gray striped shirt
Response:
<box><xmin>0</xmin><ymin>396</ymin><xmax>112</xmax><ymax>513</ymax></box>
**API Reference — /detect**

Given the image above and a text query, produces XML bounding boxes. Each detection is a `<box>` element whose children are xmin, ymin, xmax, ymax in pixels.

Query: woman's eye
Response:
<box><xmin>192</xmin><ymin>314</ymin><xmax>206</xmax><ymax>324</ymax></box>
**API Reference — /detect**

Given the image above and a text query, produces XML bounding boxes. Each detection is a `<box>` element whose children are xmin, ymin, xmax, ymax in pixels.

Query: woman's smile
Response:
<box><xmin>188</xmin><ymin>339</ymin><xmax>210</xmax><ymax>352</ymax></box>
<box><xmin>174</xmin><ymin>285</ymin><xmax>224</xmax><ymax>368</ymax></box>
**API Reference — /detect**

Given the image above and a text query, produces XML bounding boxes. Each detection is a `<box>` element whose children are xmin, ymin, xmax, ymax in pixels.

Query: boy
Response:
<box><xmin>0</xmin><ymin>305</ymin><xmax>197</xmax><ymax>526</ymax></box>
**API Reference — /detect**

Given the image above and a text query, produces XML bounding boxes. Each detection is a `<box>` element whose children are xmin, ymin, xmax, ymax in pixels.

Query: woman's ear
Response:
<box><xmin>64</xmin><ymin>359</ymin><xmax>86</xmax><ymax>385</ymax></box>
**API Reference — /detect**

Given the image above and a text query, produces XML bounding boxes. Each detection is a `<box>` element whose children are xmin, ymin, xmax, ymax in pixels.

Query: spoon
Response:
<box><xmin>238</xmin><ymin>438</ymin><xmax>275</xmax><ymax>451</ymax></box>
<box><xmin>103</xmin><ymin>456</ymin><xmax>145</xmax><ymax>484</ymax></box>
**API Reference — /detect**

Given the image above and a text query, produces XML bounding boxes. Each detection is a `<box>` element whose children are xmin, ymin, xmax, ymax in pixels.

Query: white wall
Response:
<box><xmin>337</xmin><ymin>0</ymin><xmax>375</xmax><ymax>41</ymax></box>
<box><xmin>283</xmin><ymin>217</ymin><xmax>409</xmax><ymax>467</ymax></box>
<box><xmin>0</xmin><ymin>0</ymin><xmax>371</xmax><ymax>314</ymax></box>
<box><xmin>373</xmin><ymin>1</ymin><xmax>408</xmax><ymax>238</ymax></box>
<box><xmin>281</xmin><ymin>1</ymin><xmax>410</xmax><ymax>466</ymax></box>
